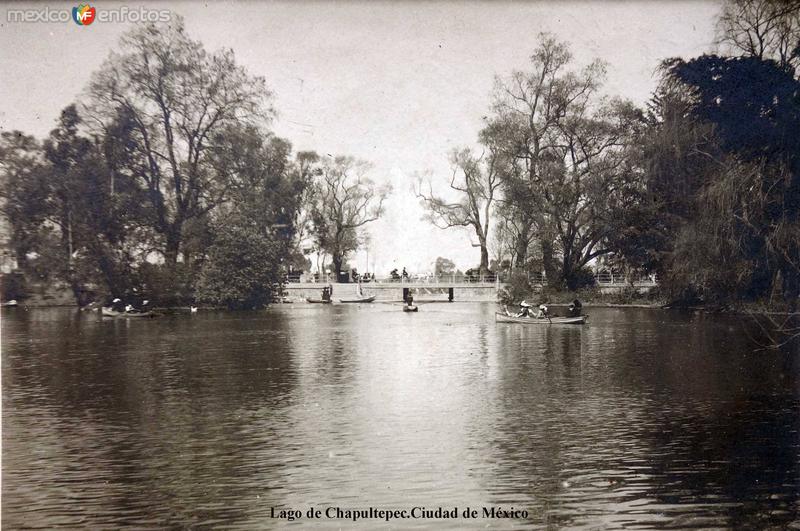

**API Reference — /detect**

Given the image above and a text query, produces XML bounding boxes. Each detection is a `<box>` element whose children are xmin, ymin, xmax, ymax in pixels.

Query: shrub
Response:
<box><xmin>196</xmin><ymin>221</ymin><xmax>284</xmax><ymax>310</ymax></box>
<box><xmin>499</xmin><ymin>270</ymin><xmax>532</xmax><ymax>305</ymax></box>
<box><xmin>1</xmin><ymin>272</ymin><xmax>27</xmax><ymax>301</ymax></box>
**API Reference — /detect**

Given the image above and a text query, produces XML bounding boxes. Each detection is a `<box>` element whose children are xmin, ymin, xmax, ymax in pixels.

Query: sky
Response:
<box><xmin>0</xmin><ymin>0</ymin><xmax>721</xmax><ymax>274</ymax></box>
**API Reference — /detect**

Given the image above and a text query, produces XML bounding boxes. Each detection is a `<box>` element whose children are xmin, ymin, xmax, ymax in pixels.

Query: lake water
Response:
<box><xmin>2</xmin><ymin>304</ymin><xmax>799</xmax><ymax>529</ymax></box>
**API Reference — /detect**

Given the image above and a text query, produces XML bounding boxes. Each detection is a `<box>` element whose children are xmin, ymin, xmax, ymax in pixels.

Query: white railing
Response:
<box><xmin>285</xmin><ymin>271</ymin><xmax>658</xmax><ymax>285</ymax></box>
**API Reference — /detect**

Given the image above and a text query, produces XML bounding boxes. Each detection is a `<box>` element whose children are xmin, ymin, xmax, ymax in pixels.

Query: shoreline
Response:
<box><xmin>7</xmin><ymin>301</ymin><xmax>800</xmax><ymax>316</ymax></box>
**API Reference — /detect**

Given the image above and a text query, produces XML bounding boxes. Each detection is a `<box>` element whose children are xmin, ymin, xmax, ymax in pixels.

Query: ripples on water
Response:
<box><xmin>2</xmin><ymin>304</ymin><xmax>799</xmax><ymax>529</ymax></box>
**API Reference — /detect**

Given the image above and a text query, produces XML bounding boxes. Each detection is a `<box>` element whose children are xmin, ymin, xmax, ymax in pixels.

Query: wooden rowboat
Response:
<box><xmin>338</xmin><ymin>296</ymin><xmax>375</xmax><ymax>303</ymax></box>
<box><xmin>403</xmin><ymin>305</ymin><xmax>419</xmax><ymax>312</ymax></box>
<box><xmin>306</xmin><ymin>298</ymin><xmax>332</xmax><ymax>304</ymax></box>
<box><xmin>495</xmin><ymin>312</ymin><xmax>586</xmax><ymax>324</ymax></box>
<box><xmin>101</xmin><ymin>307</ymin><xmax>156</xmax><ymax>318</ymax></box>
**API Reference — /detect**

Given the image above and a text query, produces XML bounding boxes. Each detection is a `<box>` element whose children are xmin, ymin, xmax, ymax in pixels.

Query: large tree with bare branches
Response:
<box><xmin>716</xmin><ymin>0</ymin><xmax>800</xmax><ymax>70</ymax></box>
<box><xmin>416</xmin><ymin>147</ymin><xmax>502</xmax><ymax>273</ymax></box>
<box><xmin>309</xmin><ymin>156</ymin><xmax>390</xmax><ymax>279</ymax></box>
<box><xmin>84</xmin><ymin>17</ymin><xmax>271</xmax><ymax>267</ymax></box>
<box><xmin>482</xmin><ymin>34</ymin><xmax>641</xmax><ymax>289</ymax></box>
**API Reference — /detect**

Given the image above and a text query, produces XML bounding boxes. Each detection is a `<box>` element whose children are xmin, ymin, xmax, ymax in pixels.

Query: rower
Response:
<box><xmin>516</xmin><ymin>300</ymin><xmax>533</xmax><ymax>318</ymax></box>
<box><xmin>111</xmin><ymin>298</ymin><xmax>124</xmax><ymax>312</ymax></box>
<box><xmin>568</xmin><ymin>299</ymin><xmax>582</xmax><ymax>316</ymax></box>
<box><xmin>536</xmin><ymin>304</ymin><xmax>549</xmax><ymax>319</ymax></box>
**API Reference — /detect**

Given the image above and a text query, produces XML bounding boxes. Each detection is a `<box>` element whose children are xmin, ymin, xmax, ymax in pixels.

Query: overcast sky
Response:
<box><xmin>0</xmin><ymin>0</ymin><xmax>721</xmax><ymax>274</ymax></box>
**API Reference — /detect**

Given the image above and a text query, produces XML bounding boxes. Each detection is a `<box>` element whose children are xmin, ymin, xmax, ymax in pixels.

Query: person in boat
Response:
<box><xmin>406</xmin><ymin>292</ymin><xmax>414</xmax><ymax>307</ymax></box>
<box><xmin>321</xmin><ymin>286</ymin><xmax>331</xmax><ymax>302</ymax></box>
<box><xmin>110</xmin><ymin>297</ymin><xmax>125</xmax><ymax>312</ymax></box>
<box><xmin>536</xmin><ymin>304</ymin><xmax>550</xmax><ymax>319</ymax></box>
<box><xmin>568</xmin><ymin>299</ymin><xmax>582</xmax><ymax>317</ymax></box>
<box><xmin>516</xmin><ymin>300</ymin><xmax>534</xmax><ymax>318</ymax></box>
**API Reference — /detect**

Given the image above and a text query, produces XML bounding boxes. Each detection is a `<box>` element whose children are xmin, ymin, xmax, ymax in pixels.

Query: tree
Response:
<box><xmin>434</xmin><ymin>256</ymin><xmax>456</xmax><ymax>276</ymax></box>
<box><xmin>0</xmin><ymin>131</ymin><xmax>47</xmax><ymax>271</ymax></box>
<box><xmin>716</xmin><ymin>0</ymin><xmax>800</xmax><ymax>69</ymax></box>
<box><xmin>660</xmin><ymin>54</ymin><xmax>800</xmax><ymax>308</ymax></box>
<box><xmin>482</xmin><ymin>34</ymin><xmax>642</xmax><ymax>289</ymax></box>
<box><xmin>0</xmin><ymin>107</ymin><xmax>149</xmax><ymax>301</ymax></box>
<box><xmin>309</xmin><ymin>156</ymin><xmax>389</xmax><ymax>279</ymax></box>
<box><xmin>416</xmin><ymin>147</ymin><xmax>501</xmax><ymax>273</ymax></box>
<box><xmin>194</xmin><ymin>124</ymin><xmax>310</xmax><ymax>308</ymax></box>
<box><xmin>84</xmin><ymin>17</ymin><xmax>271</xmax><ymax>267</ymax></box>
<box><xmin>196</xmin><ymin>213</ymin><xmax>284</xmax><ymax>309</ymax></box>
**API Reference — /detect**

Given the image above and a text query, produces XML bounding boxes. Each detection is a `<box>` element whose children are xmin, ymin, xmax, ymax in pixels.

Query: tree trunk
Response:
<box><xmin>541</xmin><ymin>239</ymin><xmax>559</xmax><ymax>288</ymax></box>
<box><xmin>513</xmin><ymin>223</ymin><xmax>531</xmax><ymax>269</ymax></box>
<box><xmin>332</xmin><ymin>254</ymin><xmax>343</xmax><ymax>282</ymax></box>
<box><xmin>164</xmin><ymin>228</ymin><xmax>181</xmax><ymax>266</ymax></box>
<box><xmin>562</xmin><ymin>253</ymin><xmax>578</xmax><ymax>291</ymax></box>
<box><xmin>479</xmin><ymin>236</ymin><xmax>489</xmax><ymax>274</ymax></box>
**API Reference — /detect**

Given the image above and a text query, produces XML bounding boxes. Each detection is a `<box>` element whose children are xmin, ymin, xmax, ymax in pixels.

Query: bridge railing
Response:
<box><xmin>286</xmin><ymin>271</ymin><xmax>658</xmax><ymax>285</ymax></box>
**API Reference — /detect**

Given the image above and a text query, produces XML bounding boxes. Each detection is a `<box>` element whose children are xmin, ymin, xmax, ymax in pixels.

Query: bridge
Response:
<box><xmin>281</xmin><ymin>272</ymin><xmax>658</xmax><ymax>302</ymax></box>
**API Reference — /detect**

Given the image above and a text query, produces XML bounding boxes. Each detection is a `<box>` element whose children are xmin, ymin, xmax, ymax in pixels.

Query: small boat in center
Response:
<box><xmin>403</xmin><ymin>305</ymin><xmax>419</xmax><ymax>312</ymax></box>
<box><xmin>495</xmin><ymin>311</ymin><xmax>586</xmax><ymax>324</ymax></box>
<box><xmin>306</xmin><ymin>298</ymin><xmax>332</xmax><ymax>304</ymax></box>
<box><xmin>338</xmin><ymin>295</ymin><xmax>375</xmax><ymax>303</ymax></box>
<box><xmin>101</xmin><ymin>307</ymin><xmax>156</xmax><ymax>318</ymax></box>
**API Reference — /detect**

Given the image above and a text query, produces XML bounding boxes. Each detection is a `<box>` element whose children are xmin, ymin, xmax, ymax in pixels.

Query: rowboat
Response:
<box><xmin>338</xmin><ymin>296</ymin><xmax>375</xmax><ymax>303</ymax></box>
<box><xmin>306</xmin><ymin>298</ymin><xmax>332</xmax><ymax>304</ymax></box>
<box><xmin>495</xmin><ymin>312</ymin><xmax>586</xmax><ymax>324</ymax></box>
<box><xmin>403</xmin><ymin>305</ymin><xmax>419</xmax><ymax>312</ymax></box>
<box><xmin>101</xmin><ymin>307</ymin><xmax>156</xmax><ymax>318</ymax></box>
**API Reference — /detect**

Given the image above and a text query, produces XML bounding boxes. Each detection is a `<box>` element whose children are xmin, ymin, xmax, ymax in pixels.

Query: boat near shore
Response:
<box><xmin>495</xmin><ymin>311</ymin><xmax>586</xmax><ymax>324</ymax></box>
<box><xmin>101</xmin><ymin>307</ymin><xmax>156</xmax><ymax>318</ymax></box>
<box><xmin>338</xmin><ymin>296</ymin><xmax>375</xmax><ymax>303</ymax></box>
<box><xmin>306</xmin><ymin>298</ymin><xmax>332</xmax><ymax>304</ymax></box>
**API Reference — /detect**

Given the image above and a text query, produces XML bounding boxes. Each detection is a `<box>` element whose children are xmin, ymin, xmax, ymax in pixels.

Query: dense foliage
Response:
<box><xmin>0</xmin><ymin>19</ymin><xmax>386</xmax><ymax>308</ymax></box>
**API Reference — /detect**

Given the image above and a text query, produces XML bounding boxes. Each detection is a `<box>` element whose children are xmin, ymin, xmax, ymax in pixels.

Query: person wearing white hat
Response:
<box><xmin>536</xmin><ymin>304</ymin><xmax>549</xmax><ymax>319</ymax></box>
<box><xmin>515</xmin><ymin>300</ymin><xmax>533</xmax><ymax>318</ymax></box>
<box><xmin>111</xmin><ymin>298</ymin><xmax>124</xmax><ymax>312</ymax></box>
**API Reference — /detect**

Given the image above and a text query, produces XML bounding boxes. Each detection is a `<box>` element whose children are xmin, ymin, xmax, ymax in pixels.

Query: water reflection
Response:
<box><xmin>2</xmin><ymin>305</ymin><xmax>799</xmax><ymax>529</ymax></box>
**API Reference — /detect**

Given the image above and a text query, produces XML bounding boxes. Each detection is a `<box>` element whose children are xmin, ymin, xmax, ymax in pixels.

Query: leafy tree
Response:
<box><xmin>195</xmin><ymin>125</ymin><xmax>310</xmax><ymax>308</ymax></box>
<box><xmin>416</xmin><ymin>147</ymin><xmax>502</xmax><ymax>273</ymax></box>
<box><xmin>196</xmin><ymin>214</ymin><xmax>284</xmax><ymax>309</ymax></box>
<box><xmin>84</xmin><ymin>17</ymin><xmax>271</xmax><ymax>267</ymax></box>
<box><xmin>0</xmin><ymin>107</ymin><xmax>148</xmax><ymax>301</ymax></box>
<box><xmin>662</xmin><ymin>54</ymin><xmax>800</xmax><ymax>307</ymax></box>
<box><xmin>309</xmin><ymin>156</ymin><xmax>389</xmax><ymax>279</ymax></box>
<box><xmin>434</xmin><ymin>256</ymin><xmax>456</xmax><ymax>276</ymax></box>
<box><xmin>0</xmin><ymin>131</ymin><xmax>48</xmax><ymax>271</ymax></box>
<box><xmin>483</xmin><ymin>34</ymin><xmax>642</xmax><ymax>289</ymax></box>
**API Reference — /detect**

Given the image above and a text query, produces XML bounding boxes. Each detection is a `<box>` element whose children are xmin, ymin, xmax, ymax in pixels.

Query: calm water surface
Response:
<box><xmin>3</xmin><ymin>304</ymin><xmax>799</xmax><ymax>529</ymax></box>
